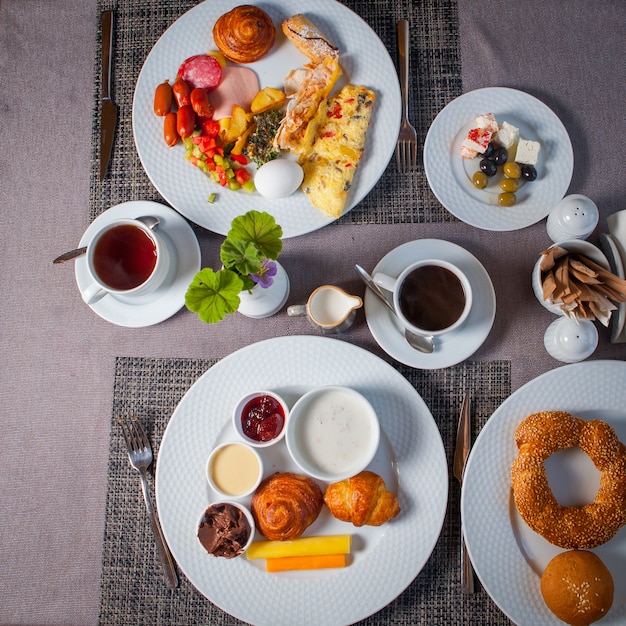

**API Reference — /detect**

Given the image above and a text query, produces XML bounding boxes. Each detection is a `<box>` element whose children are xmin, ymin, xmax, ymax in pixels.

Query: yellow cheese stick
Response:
<box><xmin>246</xmin><ymin>534</ymin><xmax>352</xmax><ymax>560</ymax></box>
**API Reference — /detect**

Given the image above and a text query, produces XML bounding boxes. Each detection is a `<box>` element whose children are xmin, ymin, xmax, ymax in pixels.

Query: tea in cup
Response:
<box><xmin>287</xmin><ymin>285</ymin><xmax>363</xmax><ymax>333</ymax></box>
<box><xmin>82</xmin><ymin>217</ymin><xmax>170</xmax><ymax>305</ymax></box>
<box><xmin>373</xmin><ymin>259</ymin><xmax>472</xmax><ymax>336</ymax></box>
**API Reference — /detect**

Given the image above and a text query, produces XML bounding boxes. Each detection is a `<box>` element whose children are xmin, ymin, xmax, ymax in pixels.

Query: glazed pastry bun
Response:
<box><xmin>213</xmin><ymin>5</ymin><xmax>276</xmax><ymax>64</ymax></box>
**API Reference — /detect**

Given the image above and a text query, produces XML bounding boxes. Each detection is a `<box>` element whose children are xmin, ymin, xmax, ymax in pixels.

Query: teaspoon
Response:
<box><xmin>52</xmin><ymin>215</ymin><xmax>160</xmax><ymax>264</ymax></box>
<box><xmin>355</xmin><ymin>265</ymin><xmax>434</xmax><ymax>354</ymax></box>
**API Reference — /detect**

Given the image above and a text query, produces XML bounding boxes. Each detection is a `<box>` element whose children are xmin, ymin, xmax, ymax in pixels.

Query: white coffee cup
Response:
<box><xmin>82</xmin><ymin>217</ymin><xmax>169</xmax><ymax>305</ymax></box>
<box><xmin>373</xmin><ymin>259</ymin><xmax>472</xmax><ymax>337</ymax></box>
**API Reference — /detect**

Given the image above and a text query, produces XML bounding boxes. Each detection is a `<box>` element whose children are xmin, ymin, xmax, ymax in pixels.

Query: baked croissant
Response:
<box><xmin>324</xmin><ymin>471</ymin><xmax>400</xmax><ymax>527</ymax></box>
<box><xmin>213</xmin><ymin>5</ymin><xmax>276</xmax><ymax>64</ymax></box>
<box><xmin>251</xmin><ymin>472</ymin><xmax>323</xmax><ymax>540</ymax></box>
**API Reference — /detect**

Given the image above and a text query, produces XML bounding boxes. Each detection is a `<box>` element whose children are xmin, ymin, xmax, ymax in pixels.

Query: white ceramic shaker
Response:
<box><xmin>543</xmin><ymin>317</ymin><xmax>598</xmax><ymax>363</ymax></box>
<box><xmin>546</xmin><ymin>194</ymin><xmax>599</xmax><ymax>242</ymax></box>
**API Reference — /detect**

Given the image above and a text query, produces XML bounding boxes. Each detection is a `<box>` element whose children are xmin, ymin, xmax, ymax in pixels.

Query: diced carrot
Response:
<box><xmin>265</xmin><ymin>553</ymin><xmax>347</xmax><ymax>572</ymax></box>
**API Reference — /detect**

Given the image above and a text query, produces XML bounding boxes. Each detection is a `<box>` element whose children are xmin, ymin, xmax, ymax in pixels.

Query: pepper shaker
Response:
<box><xmin>547</xmin><ymin>194</ymin><xmax>599</xmax><ymax>242</ymax></box>
<box><xmin>543</xmin><ymin>317</ymin><xmax>598</xmax><ymax>363</ymax></box>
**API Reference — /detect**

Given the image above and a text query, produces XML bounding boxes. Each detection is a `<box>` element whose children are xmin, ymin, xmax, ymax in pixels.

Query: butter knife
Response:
<box><xmin>453</xmin><ymin>393</ymin><xmax>475</xmax><ymax>593</ymax></box>
<box><xmin>99</xmin><ymin>10</ymin><xmax>117</xmax><ymax>181</ymax></box>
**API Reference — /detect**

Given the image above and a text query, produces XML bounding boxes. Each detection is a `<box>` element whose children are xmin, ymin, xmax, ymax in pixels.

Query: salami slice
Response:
<box><xmin>177</xmin><ymin>55</ymin><xmax>222</xmax><ymax>92</ymax></box>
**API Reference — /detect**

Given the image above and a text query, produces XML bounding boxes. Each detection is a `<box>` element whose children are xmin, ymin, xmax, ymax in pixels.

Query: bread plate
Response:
<box><xmin>461</xmin><ymin>360</ymin><xmax>626</xmax><ymax>625</ymax></box>
<box><xmin>155</xmin><ymin>336</ymin><xmax>448</xmax><ymax>625</ymax></box>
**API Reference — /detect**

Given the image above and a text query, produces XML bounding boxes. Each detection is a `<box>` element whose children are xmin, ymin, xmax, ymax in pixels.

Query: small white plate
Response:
<box><xmin>75</xmin><ymin>201</ymin><xmax>201</xmax><ymax>327</ymax></box>
<box><xmin>364</xmin><ymin>239</ymin><xmax>496</xmax><ymax>369</ymax></box>
<box><xmin>462</xmin><ymin>360</ymin><xmax>626</xmax><ymax>625</ymax></box>
<box><xmin>424</xmin><ymin>87</ymin><xmax>573</xmax><ymax>231</ymax></box>
<box><xmin>599</xmin><ymin>232</ymin><xmax>626</xmax><ymax>342</ymax></box>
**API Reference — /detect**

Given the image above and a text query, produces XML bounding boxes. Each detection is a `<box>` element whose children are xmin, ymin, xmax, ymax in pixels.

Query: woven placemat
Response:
<box><xmin>89</xmin><ymin>0</ymin><xmax>461</xmax><ymax>226</ymax></box>
<box><xmin>99</xmin><ymin>356</ymin><xmax>512</xmax><ymax>625</ymax></box>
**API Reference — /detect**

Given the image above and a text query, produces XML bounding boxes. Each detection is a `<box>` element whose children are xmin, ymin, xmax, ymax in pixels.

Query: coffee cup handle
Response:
<box><xmin>372</xmin><ymin>272</ymin><xmax>398</xmax><ymax>294</ymax></box>
<box><xmin>286</xmin><ymin>304</ymin><xmax>307</xmax><ymax>317</ymax></box>
<box><xmin>82</xmin><ymin>282</ymin><xmax>108</xmax><ymax>305</ymax></box>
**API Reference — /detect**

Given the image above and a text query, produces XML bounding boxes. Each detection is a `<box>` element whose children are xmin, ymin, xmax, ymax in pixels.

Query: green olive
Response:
<box><xmin>503</xmin><ymin>162</ymin><xmax>522</xmax><ymax>179</ymax></box>
<box><xmin>500</xmin><ymin>178</ymin><xmax>520</xmax><ymax>193</ymax></box>
<box><xmin>472</xmin><ymin>171</ymin><xmax>488</xmax><ymax>189</ymax></box>
<box><xmin>498</xmin><ymin>192</ymin><xmax>517</xmax><ymax>207</ymax></box>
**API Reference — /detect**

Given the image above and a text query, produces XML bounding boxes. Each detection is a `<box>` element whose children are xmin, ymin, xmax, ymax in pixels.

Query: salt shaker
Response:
<box><xmin>543</xmin><ymin>317</ymin><xmax>598</xmax><ymax>363</ymax></box>
<box><xmin>546</xmin><ymin>194</ymin><xmax>599</xmax><ymax>242</ymax></box>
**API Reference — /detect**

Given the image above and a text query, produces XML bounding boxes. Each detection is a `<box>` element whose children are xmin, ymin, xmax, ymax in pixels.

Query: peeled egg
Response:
<box><xmin>254</xmin><ymin>159</ymin><xmax>304</xmax><ymax>199</ymax></box>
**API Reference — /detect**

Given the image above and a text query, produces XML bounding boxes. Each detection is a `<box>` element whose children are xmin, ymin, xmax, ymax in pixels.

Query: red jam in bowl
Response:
<box><xmin>241</xmin><ymin>395</ymin><xmax>285</xmax><ymax>442</ymax></box>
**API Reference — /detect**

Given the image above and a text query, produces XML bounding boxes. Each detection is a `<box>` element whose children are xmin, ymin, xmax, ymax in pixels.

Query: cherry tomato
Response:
<box><xmin>176</xmin><ymin>104</ymin><xmax>195</xmax><ymax>139</ymax></box>
<box><xmin>153</xmin><ymin>80</ymin><xmax>173</xmax><ymax>116</ymax></box>
<box><xmin>172</xmin><ymin>78</ymin><xmax>191</xmax><ymax>107</ymax></box>
<box><xmin>163</xmin><ymin>112</ymin><xmax>179</xmax><ymax>147</ymax></box>
<box><xmin>190</xmin><ymin>87</ymin><xmax>213</xmax><ymax>118</ymax></box>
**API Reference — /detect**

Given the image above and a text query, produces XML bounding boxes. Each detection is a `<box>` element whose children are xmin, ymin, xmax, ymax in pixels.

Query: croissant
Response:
<box><xmin>213</xmin><ymin>5</ymin><xmax>276</xmax><ymax>64</ymax></box>
<box><xmin>251</xmin><ymin>472</ymin><xmax>323</xmax><ymax>540</ymax></box>
<box><xmin>324</xmin><ymin>471</ymin><xmax>400</xmax><ymax>527</ymax></box>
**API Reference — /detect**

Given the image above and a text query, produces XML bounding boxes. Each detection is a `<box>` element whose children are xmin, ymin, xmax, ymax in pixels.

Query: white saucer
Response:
<box><xmin>364</xmin><ymin>239</ymin><xmax>496</xmax><ymax>369</ymax></box>
<box><xmin>75</xmin><ymin>201</ymin><xmax>201</xmax><ymax>327</ymax></box>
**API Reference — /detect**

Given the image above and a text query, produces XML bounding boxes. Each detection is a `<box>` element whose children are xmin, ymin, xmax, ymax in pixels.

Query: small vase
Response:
<box><xmin>237</xmin><ymin>261</ymin><xmax>290</xmax><ymax>319</ymax></box>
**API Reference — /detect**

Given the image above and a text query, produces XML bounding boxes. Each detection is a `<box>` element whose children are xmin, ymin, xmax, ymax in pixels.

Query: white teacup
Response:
<box><xmin>373</xmin><ymin>259</ymin><xmax>472</xmax><ymax>337</ymax></box>
<box><xmin>287</xmin><ymin>285</ymin><xmax>362</xmax><ymax>333</ymax></box>
<box><xmin>82</xmin><ymin>217</ymin><xmax>169</xmax><ymax>305</ymax></box>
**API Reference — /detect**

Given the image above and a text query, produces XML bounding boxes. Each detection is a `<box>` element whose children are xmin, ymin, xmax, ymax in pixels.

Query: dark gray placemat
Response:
<box><xmin>89</xmin><ymin>0</ymin><xmax>461</xmax><ymax>226</ymax></box>
<box><xmin>99</xmin><ymin>356</ymin><xmax>512</xmax><ymax>625</ymax></box>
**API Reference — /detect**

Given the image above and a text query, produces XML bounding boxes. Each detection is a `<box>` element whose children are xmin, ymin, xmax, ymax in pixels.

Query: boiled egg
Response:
<box><xmin>254</xmin><ymin>159</ymin><xmax>304</xmax><ymax>198</ymax></box>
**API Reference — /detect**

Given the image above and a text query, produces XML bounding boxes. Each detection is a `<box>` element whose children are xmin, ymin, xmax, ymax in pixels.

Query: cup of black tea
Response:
<box><xmin>373</xmin><ymin>259</ymin><xmax>472</xmax><ymax>336</ymax></box>
<box><xmin>82</xmin><ymin>217</ymin><xmax>169</xmax><ymax>305</ymax></box>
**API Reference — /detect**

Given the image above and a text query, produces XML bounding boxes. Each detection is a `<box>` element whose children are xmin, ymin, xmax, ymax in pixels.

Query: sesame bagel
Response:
<box><xmin>511</xmin><ymin>411</ymin><xmax>626</xmax><ymax>549</ymax></box>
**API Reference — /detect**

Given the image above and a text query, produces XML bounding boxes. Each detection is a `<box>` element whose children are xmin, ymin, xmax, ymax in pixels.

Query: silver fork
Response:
<box><xmin>118</xmin><ymin>413</ymin><xmax>178</xmax><ymax>588</ymax></box>
<box><xmin>396</xmin><ymin>19</ymin><xmax>418</xmax><ymax>172</ymax></box>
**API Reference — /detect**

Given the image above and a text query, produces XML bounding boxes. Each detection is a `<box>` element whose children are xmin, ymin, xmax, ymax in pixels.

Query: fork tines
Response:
<box><xmin>118</xmin><ymin>413</ymin><xmax>147</xmax><ymax>453</ymax></box>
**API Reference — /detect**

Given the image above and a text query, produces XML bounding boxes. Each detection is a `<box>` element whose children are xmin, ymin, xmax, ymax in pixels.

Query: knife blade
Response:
<box><xmin>453</xmin><ymin>393</ymin><xmax>475</xmax><ymax>593</ymax></box>
<box><xmin>99</xmin><ymin>10</ymin><xmax>117</xmax><ymax>181</ymax></box>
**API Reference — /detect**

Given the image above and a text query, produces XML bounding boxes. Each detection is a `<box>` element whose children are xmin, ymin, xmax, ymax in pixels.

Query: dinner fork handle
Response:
<box><xmin>460</xmin><ymin>527</ymin><xmax>474</xmax><ymax>593</ymax></box>
<box><xmin>139</xmin><ymin>472</ymin><xmax>179</xmax><ymax>589</ymax></box>
<box><xmin>397</xmin><ymin>19</ymin><xmax>409</xmax><ymax>119</ymax></box>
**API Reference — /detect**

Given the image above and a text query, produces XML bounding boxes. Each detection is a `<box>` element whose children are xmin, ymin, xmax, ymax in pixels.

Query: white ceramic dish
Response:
<box><xmin>424</xmin><ymin>87</ymin><xmax>573</xmax><ymax>231</ymax></box>
<box><xmin>74</xmin><ymin>201</ymin><xmax>200</xmax><ymax>327</ymax></box>
<box><xmin>461</xmin><ymin>360</ymin><xmax>626</xmax><ymax>625</ymax></box>
<box><xmin>155</xmin><ymin>336</ymin><xmax>448</xmax><ymax>626</ymax></box>
<box><xmin>197</xmin><ymin>501</ymin><xmax>255</xmax><ymax>558</ymax></box>
<box><xmin>206</xmin><ymin>442</ymin><xmax>263</xmax><ymax>499</ymax></box>
<box><xmin>132</xmin><ymin>0</ymin><xmax>401</xmax><ymax>238</ymax></box>
<box><xmin>599</xmin><ymin>232</ymin><xmax>626</xmax><ymax>342</ymax></box>
<box><xmin>232</xmin><ymin>390</ymin><xmax>290</xmax><ymax>448</ymax></box>
<box><xmin>364</xmin><ymin>239</ymin><xmax>496</xmax><ymax>369</ymax></box>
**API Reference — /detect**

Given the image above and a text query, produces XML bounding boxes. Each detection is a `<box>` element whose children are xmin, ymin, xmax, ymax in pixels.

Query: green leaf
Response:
<box><xmin>226</xmin><ymin>210</ymin><xmax>283</xmax><ymax>261</ymax></box>
<box><xmin>220</xmin><ymin>238</ymin><xmax>264</xmax><ymax>277</ymax></box>
<box><xmin>185</xmin><ymin>268</ymin><xmax>244</xmax><ymax>324</ymax></box>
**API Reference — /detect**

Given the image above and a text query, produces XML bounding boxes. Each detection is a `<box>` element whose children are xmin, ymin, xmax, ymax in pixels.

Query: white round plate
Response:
<box><xmin>75</xmin><ymin>201</ymin><xmax>200</xmax><ymax>327</ymax></box>
<box><xmin>462</xmin><ymin>360</ymin><xmax>626</xmax><ymax>625</ymax></box>
<box><xmin>364</xmin><ymin>239</ymin><xmax>496</xmax><ymax>369</ymax></box>
<box><xmin>155</xmin><ymin>336</ymin><xmax>448</xmax><ymax>626</ymax></box>
<box><xmin>424</xmin><ymin>87</ymin><xmax>573</xmax><ymax>231</ymax></box>
<box><xmin>599</xmin><ymin>233</ymin><xmax>626</xmax><ymax>342</ymax></box>
<box><xmin>133</xmin><ymin>0</ymin><xmax>401</xmax><ymax>238</ymax></box>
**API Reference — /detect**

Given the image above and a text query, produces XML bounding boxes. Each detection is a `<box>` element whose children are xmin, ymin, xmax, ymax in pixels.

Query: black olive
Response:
<box><xmin>480</xmin><ymin>158</ymin><xmax>497</xmax><ymax>177</ymax></box>
<box><xmin>482</xmin><ymin>142</ymin><xmax>495</xmax><ymax>159</ymax></box>
<box><xmin>492</xmin><ymin>147</ymin><xmax>508</xmax><ymax>166</ymax></box>
<box><xmin>521</xmin><ymin>164</ymin><xmax>537</xmax><ymax>181</ymax></box>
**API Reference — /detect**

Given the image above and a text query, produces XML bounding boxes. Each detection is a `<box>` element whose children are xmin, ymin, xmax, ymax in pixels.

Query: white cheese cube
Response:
<box><xmin>460</xmin><ymin>127</ymin><xmax>493</xmax><ymax>159</ymax></box>
<box><xmin>515</xmin><ymin>139</ymin><xmax>541</xmax><ymax>165</ymax></box>
<box><xmin>475</xmin><ymin>113</ymin><xmax>499</xmax><ymax>134</ymax></box>
<box><xmin>495</xmin><ymin>121</ymin><xmax>519</xmax><ymax>149</ymax></box>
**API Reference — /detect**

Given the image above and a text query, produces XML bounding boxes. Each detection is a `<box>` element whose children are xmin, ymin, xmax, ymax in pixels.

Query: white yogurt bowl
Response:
<box><xmin>286</xmin><ymin>385</ymin><xmax>380</xmax><ymax>483</ymax></box>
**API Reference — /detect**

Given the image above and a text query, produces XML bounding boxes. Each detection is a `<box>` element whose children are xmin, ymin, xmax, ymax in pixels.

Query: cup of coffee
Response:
<box><xmin>82</xmin><ymin>217</ymin><xmax>169</xmax><ymax>305</ymax></box>
<box><xmin>373</xmin><ymin>259</ymin><xmax>472</xmax><ymax>336</ymax></box>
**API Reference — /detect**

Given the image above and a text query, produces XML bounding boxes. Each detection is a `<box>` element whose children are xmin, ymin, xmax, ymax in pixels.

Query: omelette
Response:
<box><xmin>300</xmin><ymin>84</ymin><xmax>376</xmax><ymax>218</ymax></box>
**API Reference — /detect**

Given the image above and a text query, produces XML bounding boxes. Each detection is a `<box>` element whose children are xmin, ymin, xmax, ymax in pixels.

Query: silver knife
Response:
<box><xmin>99</xmin><ymin>10</ymin><xmax>117</xmax><ymax>181</ymax></box>
<box><xmin>453</xmin><ymin>393</ymin><xmax>475</xmax><ymax>593</ymax></box>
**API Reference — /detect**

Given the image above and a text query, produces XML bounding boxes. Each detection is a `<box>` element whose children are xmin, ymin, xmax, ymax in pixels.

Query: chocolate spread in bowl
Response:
<box><xmin>197</xmin><ymin>502</ymin><xmax>251</xmax><ymax>558</ymax></box>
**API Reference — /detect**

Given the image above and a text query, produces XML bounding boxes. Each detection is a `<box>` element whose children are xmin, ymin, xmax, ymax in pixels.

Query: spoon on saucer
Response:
<box><xmin>355</xmin><ymin>265</ymin><xmax>434</xmax><ymax>354</ymax></box>
<box><xmin>52</xmin><ymin>215</ymin><xmax>160</xmax><ymax>264</ymax></box>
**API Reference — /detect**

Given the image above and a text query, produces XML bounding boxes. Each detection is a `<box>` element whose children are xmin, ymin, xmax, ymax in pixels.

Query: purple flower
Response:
<box><xmin>250</xmin><ymin>259</ymin><xmax>277</xmax><ymax>288</ymax></box>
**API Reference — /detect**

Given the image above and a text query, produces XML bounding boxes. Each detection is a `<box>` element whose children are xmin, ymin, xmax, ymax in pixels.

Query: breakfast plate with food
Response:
<box><xmin>423</xmin><ymin>87</ymin><xmax>573</xmax><ymax>231</ymax></box>
<box><xmin>461</xmin><ymin>360</ymin><xmax>626</xmax><ymax>625</ymax></box>
<box><xmin>133</xmin><ymin>0</ymin><xmax>401</xmax><ymax>238</ymax></box>
<box><xmin>155</xmin><ymin>336</ymin><xmax>448</xmax><ymax>625</ymax></box>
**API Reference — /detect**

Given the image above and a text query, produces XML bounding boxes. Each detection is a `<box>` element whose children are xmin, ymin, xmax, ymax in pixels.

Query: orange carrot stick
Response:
<box><xmin>265</xmin><ymin>553</ymin><xmax>347</xmax><ymax>572</ymax></box>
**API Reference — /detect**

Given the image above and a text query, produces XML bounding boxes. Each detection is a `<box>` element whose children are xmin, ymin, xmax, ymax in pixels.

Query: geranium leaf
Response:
<box><xmin>220</xmin><ymin>238</ymin><xmax>263</xmax><ymax>277</ymax></box>
<box><xmin>227</xmin><ymin>210</ymin><xmax>283</xmax><ymax>261</ymax></box>
<box><xmin>185</xmin><ymin>268</ymin><xmax>243</xmax><ymax>324</ymax></box>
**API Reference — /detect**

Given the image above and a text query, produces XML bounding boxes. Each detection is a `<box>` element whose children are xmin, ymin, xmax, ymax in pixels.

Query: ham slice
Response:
<box><xmin>209</xmin><ymin>66</ymin><xmax>260</xmax><ymax>120</ymax></box>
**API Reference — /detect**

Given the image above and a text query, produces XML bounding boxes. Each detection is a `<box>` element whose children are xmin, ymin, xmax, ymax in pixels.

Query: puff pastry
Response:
<box><xmin>213</xmin><ymin>5</ymin><xmax>276</xmax><ymax>64</ymax></box>
<box><xmin>324</xmin><ymin>471</ymin><xmax>400</xmax><ymax>527</ymax></box>
<box><xmin>282</xmin><ymin>14</ymin><xmax>339</xmax><ymax>65</ymax></box>
<box><xmin>251</xmin><ymin>472</ymin><xmax>323</xmax><ymax>540</ymax></box>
